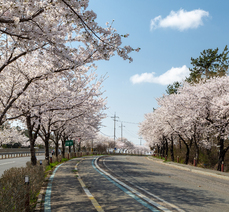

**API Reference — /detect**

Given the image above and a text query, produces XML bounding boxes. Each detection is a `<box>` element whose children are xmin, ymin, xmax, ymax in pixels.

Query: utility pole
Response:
<box><xmin>119</xmin><ymin>122</ymin><xmax>125</xmax><ymax>142</ymax></box>
<box><xmin>139</xmin><ymin>136</ymin><xmax>142</xmax><ymax>145</ymax></box>
<box><xmin>111</xmin><ymin>112</ymin><xmax>119</xmax><ymax>148</ymax></box>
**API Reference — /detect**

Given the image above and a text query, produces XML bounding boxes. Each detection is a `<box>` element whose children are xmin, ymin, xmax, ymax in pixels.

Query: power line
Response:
<box><xmin>99</xmin><ymin>131</ymin><xmax>113</xmax><ymax>138</ymax></box>
<box><xmin>123</xmin><ymin>128</ymin><xmax>141</xmax><ymax>141</ymax></box>
<box><xmin>117</xmin><ymin>120</ymin><xmax>139</xmax><ymax>125</ymax></box>
<box><xmin>107</xmin><ymin>109</ymin><xmax>114</xmax><ymax>116</ymax></box>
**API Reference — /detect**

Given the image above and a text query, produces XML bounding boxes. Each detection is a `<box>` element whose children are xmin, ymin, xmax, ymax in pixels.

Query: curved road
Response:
<box><xmin>94</xmin><ymin>156</ymin><xmax>229</xmax><ymax>212</ymax></box>
<box><xmin>44</xmin><ymin>155</ymin><xmax>229</xmax><ymax>211</ymax></box>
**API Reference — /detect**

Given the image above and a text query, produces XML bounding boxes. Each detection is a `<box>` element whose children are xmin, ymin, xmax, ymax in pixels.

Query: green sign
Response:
<box><xmin>65</xmin><ymin>140</ymin><xmax>73</xmax><ymax>146</ymax></box>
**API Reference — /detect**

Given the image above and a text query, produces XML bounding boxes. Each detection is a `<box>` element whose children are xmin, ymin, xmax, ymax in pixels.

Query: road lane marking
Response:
<box><xmin>101</xmin><ymin>158</ymin><xmax>172</xmax><ymax>211</ymax></box>
<box><xmin>44</xmin><ymin>163</ymin><xmax>63</xmax><ymax>212</ymax></box>
<box><xmin>0</xmin><ymin>161</ymin><xmax>15</xmax><ymax>166</ymax></box>
<box><xmin>93</xmin><ymin>157</ymin><xmax>161</xmax><ymax>212</ymax></box>
<box><xmin>76</xmin><ymin>159</ymin><xmax>104</xmax><ymax>212</ymax></box>
<box><xmin>103</xmin><ymin>159</ymin><xmax>184</xmax><ymax>212</ymax></box>
<box><xmin>77</xmin><ymin>176</ymin><xmax>105</xmax><ymax>212</ymax></box>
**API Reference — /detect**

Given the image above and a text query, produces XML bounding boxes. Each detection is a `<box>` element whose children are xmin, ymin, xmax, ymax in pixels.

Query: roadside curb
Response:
<box><xmin>147</xmin><ymin>157</ymin><xmax>229</xmax><ymax>181</ymax></box>
<box><xmin>34</xmin><ymin>169</ymin><xmax>54</xmax><ymax>211</ymax></box>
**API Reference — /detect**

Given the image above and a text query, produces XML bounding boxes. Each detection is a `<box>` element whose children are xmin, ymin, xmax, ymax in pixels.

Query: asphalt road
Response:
<box><xmin>43</xmin><ymin>155</ymin><xmax>229</xmax><ymax>211</ymax></box>
<box><xmin>79</xmin><ymin>157</ymin><xmax>156</xmax><ymax>212</ymax></box>
<box><xmin>96</xmin><ymin>156</ymin><xmax>229</xmax><ymax>212</ymax></box>
<box><xmin>49</xmin><ymin>158</ymin><xmax>97</xmax><ymax>212</ymax></box>
<box><xmin>0</xmin><ymin>155</ymin><xmax>45</xmax><ymax>177</ymax></box>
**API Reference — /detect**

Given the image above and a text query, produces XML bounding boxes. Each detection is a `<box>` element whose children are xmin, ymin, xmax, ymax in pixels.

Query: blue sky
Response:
<box><xmin>88</xmin><ymin>0</ymin><xmax>229</xmax><ymax>145</ymax></box>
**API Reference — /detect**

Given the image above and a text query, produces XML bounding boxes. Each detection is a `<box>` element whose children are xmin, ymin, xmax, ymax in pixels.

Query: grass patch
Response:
<box><xmin>61</xmin><ymin>158</ymin><xmax>68</xmax><ymax>162</ymax></box>
<box><xmin>45</xmin><ymin>161</ymin><xmax>60</xmax><ymax>172</ymax></box>
<box><xmin>45</xmin><ymin>157</ymin><xmax>70</xmax><ymax>173</ymax></box>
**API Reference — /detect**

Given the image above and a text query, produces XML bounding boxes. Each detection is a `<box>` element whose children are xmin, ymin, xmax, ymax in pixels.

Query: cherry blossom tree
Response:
<box><xmin>0</xmin><ymin>0</ymin><xmax>139</xmax><ymax>67</ymax></box>
<box><xmin>0</xmin><ymin>0</ymin><xmax>139</xmax><ymax>165</ymax></box>
<box><xmin>0</xmin><ymin>127</ymin><xmax>28</xmax><ymax>147</ymax></box>
<box><xmin>93</xmin><ymin>133</ymin><xmax>114</xmax><ymax>152</ymax></box>
<box><xmin>8</xmin><ymin>65</ymin><xmax>106</xmax><ymax>164</ymax></box>
<box><xmin>115</xmin><ymin>137</ymin><xmax>135</xmax><ymax>153</ymax></box>
<box><xmin>181</xmin><ymin>77</ymin><xmax>229</xmax><ymax>170</ymax></box>
<box><xmin>139</xmin><ymin>107</ymin><xmax>175</xmax><ymax>159</ymax></box>
<box><xmin>133</xmin><ymin>144</ymin><xmax>151</xmax><ymax>155</ymax></box>
<box><xmin>140</xmin><ymin>76</ymin><xmax>229</xmax><ymax>169</ymax></box>
<box><xmin>0</xmin><ymin>0</ymin><xmax>139</xmax><ymax>125</ymax></box>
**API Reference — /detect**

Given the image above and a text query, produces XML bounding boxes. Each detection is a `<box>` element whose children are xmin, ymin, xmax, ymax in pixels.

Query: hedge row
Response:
<box><xmin>0</xmin><ymin>161</ymin><xmax>45</xmax><ymax>212</ymax></box>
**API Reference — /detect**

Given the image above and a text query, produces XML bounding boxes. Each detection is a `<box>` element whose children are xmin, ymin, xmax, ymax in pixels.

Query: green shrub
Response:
<box><xmin>0</xmin><ymin>161</ymin><xmax>45</xmax><ymax>212</ymax></box>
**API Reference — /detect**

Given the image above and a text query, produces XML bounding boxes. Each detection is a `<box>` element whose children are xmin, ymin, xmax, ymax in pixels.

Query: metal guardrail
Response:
<box><xmin>0</xmin><ymin>151</ymin><xmax>45</xmax><ymax>159</ymax></box>
<box><xmin>0</xmin><ymin>149</ymin><xmax>147</xmax><ymax>160</ymax></box>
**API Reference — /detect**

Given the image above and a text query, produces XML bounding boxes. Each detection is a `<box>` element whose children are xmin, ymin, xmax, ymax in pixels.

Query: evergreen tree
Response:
<box><xmin>186</xmin><ymin>45</ymin><xmax>229</xmax><ymax>83</ymax></box>
<box><xmin>166</xmin><ymin>81</ymin><xmax>181</xmax><ymax>95</ymax></box>
<box><xmin>166</xmin><ymin>45</ymin><xmax>229</xmax><ymax>93</ymax></box>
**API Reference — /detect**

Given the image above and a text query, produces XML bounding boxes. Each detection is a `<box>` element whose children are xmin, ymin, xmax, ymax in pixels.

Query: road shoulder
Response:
<box><xmin>147</xmin><ymin>156</ymin><xmax>229</xmax><ymax>181</ymax></box>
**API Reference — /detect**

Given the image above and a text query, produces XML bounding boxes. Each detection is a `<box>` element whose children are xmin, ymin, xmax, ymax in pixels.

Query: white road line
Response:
<box><xmin>76</xmin><ymin>159</ymin><xmax>105</xmax><ymax>212</ymax></box>
<box><xmin>93</xmin><ymin>158</ymin><xmax>160</xmax><ymax>212</ymax></box>
<box><xmin>95</xmin><ymin>157</ymin><xmax>172</xmax><ymax>212</ymax></box>
<box><xmin>0</xmin><ymin>161</ymin><xmax>15</xmax><ymax>166</ymax></box>
<box><xmin>102</xmin><ymin>157</ymin><xmax>185</xmax><ymax>212</ymax></box>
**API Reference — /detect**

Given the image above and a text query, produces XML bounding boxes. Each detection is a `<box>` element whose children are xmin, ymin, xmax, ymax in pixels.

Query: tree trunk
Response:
<box><xmin>157</xmin><ymin>144</ymin><xmax>159</xmax><ymax>155</ymax></box>
<box><xmin>55</xmin><ymin>143</ymin><xmax>59</xmax><ymax>158</ymax></box>
<box><xmin>30</xmin><ymin>139</ymin><xmax>37</xmax><ymax>165</ymax></box>
<box><xmin>165</xmin><ymin>138</ymin><xmax>168</xmax><ymax>157</ymax></box>
<box><xmin>194</xmin><ymin>141</ymin><xmax>199</xmax><ymax>164</ymax></box>
<box><xmin>170</xmin><ymin>136</ymin><xmax>174</xmax><ymax>162</ymax></box>
<box><xmin>217</xmin><ymin>137</ymin><xmax>224</xmax><ymax>171</ymax></box>
<box><xmin>73</xmin><ymin>141</ymin><xmax>76</xmax><ymax>153</ymax></box>
<box><xmin>218</xmin><ymin>145</ymin><xmax>229</xmax><ymax>171</ymax></box>
<box><xmin>159</xmin><ymin>146</ymin><xmax>162</xmax><ymax>156</ymax></box>
<box><xmin>78</xmin><ymin>141</ymin><xmax>81</xmax><ymax>152</ymax></box>
<box><xmin>179</xmin><ymin>135</ymin><xmax>189</xmax><ymax>164</ymax></box>
<box><xmin>26</xmin><ymin>115</ymin><xmax>38</xmax><ymax>166</ymax></box>
<box><xmin>179</xmin><ymin>138</ymin><xmax>182</xmax><ymax>152</ymax></box>
<box><xmin>44</xmin><ymin>137</ymin><xmax>50</xmax><ymax>164</ymax></box>
<box><xmin>53</xmin><ymin>131</ymin><xmax>61</xmax><ymax>158</ymax></box>
<box><xmin>161</xmin><ymin>145</ymin><xmax>164</xmax><ymax>157</ymax></box>
<box><xmin>184</xmin><ymin>143</ymin><xmax>190</xmax><ymax>164</ymax></box>
<box><xmin>61</xmin><ymin>138</ymin><xmax>65</xmax><ymax>158</ymax></box>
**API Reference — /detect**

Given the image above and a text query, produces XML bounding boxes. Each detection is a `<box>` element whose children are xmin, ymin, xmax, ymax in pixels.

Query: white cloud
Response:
<box><xmin>150</xmin><ymin>9</ymin><xmax>209</xmax><ymax>31</ymax></box>
<box><xmin>130</xmin><ymin>65</ymin><xmax>190</xmax><ymax>85</ymax></box>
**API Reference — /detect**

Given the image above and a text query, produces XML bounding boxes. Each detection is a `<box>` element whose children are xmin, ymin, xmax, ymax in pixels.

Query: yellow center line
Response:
<box><xmin>76</xmin><ymin>160</ymin><xmax>104</xmax><ymax>212</ymax></box>
<box><xmin>77</xmin><ymin>177</ymin><xmax>105</xmax><ymax>212</ymax></box>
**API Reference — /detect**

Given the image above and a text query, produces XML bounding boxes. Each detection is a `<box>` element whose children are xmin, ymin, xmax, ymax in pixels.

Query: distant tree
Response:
<box><xmin>186</xmin><ymin>45</ymin><xmax>229</xmax><ymax>83</ymax></box>
<box><xmin>0</xmin><ymin>127</ymin><xmax>28</xmax><ymax>148</ymax></box>
<box><xmin>166</xmin><ymin>81</ymin><xmax>181</xmax><ymax>95</ymax></box>
<box><xmin>166</xmin><ymin>45</ymin><xmax>229</xmax><ymax>93</ymax></box>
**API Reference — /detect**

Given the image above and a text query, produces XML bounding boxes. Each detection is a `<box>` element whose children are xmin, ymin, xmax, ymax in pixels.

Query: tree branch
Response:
<box><xmin>0</xmin><ymin>8</ymin><xmax>44</xmax><ymax>24</ymax></box>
